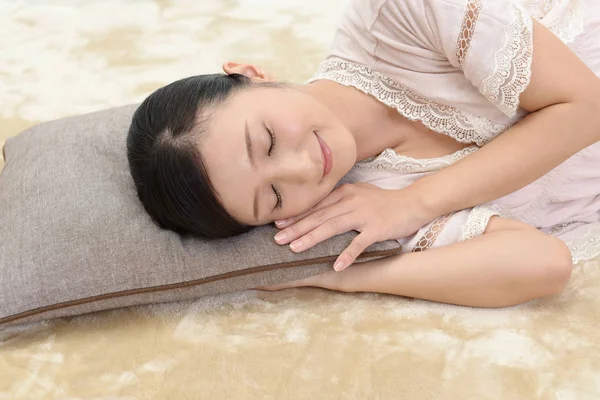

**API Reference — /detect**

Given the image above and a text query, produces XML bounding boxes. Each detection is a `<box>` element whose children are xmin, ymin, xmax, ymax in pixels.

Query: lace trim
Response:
<box><xmin>456</xmin><ymin>0</ymin><xmax>482</xmax><ymax>69</ymax></box>
<box><xmin>479</xmin><ymin>4</ymin><xmax>534</xmax><ymax>118</ymax></box>
<box><xmin>307</xmin><ymin>60</ymin><xmax>508</xmax><ymax>146</ymax></box>
<box><xmin>566</xmin><ymin>225</ymin><xmax>600</xmax><ymax>264</ymax></box>
<box><xmin>545</xmin><ymin>1</ymin><xmax>586</xmax><ymax>44</ymax></box>
<box><xmin>544</xmin><ymin>221</ymin><xmax>579</xmax><ymax>236</ymax></box>
<box><xmin>460</xmin><ymin>206</ymin><xmax>501</xmax><ymax>241</ymax></box>
<box><xmin>412</xmin><ymin>213</ymin><xmax>454</xmax><ymax>252</ymax></box>
<box><xmin>522</xmin><ymin>220</ymin><xmax>599</xmax><ymax>264</ymax></box>
<box><xmin>355</xmin><ymin>146</ymin><xmax>478</xmax><ymax>174</ymax></box>
<box><xmin>522</xmin><ymin>0</ymin><xmax>558</xmax><ymax>16</ymax></box>
<box><xmin>519</xmin><ymin>0</ymin><xmax>585</xmax><ymax>44</ymax></box>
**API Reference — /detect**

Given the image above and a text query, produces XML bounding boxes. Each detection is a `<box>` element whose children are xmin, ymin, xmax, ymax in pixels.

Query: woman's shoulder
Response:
<box><xmin>324</xmin><ymin>0</ymin><xmax>533</xmax><ymax>143</ymax></box>
<box><xmin>340</xmin><ymin>0</ymin><xmax>469</xmax><ymax>32</ymax></box>
<box><xmin>328</xmin><ymin>0</ymin><xmax>454</xmax><ymax>78</ymax></box>
<box><xmin>339</xmin><ymin>0</ymin><xmax>440</xmax><ymax>40</ymax></box>
<box><xmin>341</xmin><ymin>0</ymin><xmax>389</xmax><ymax>24</ymax></box>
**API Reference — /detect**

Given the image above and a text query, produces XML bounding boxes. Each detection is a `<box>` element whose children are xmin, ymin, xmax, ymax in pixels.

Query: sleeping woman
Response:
<box><xmin>126</xmin><ymin>0</ymin><xmax>600</xmax><ymax>308</ymax></box>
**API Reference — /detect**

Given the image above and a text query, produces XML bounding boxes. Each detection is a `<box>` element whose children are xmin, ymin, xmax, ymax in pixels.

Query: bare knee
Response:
<box><xmin>484</xmin><ymin>217</ymin><xmax>573</xmax><ymax>301</ymax></box>
<box><xmin>542</xmin><ymin>236</ymin><xmax>573</xmax><ymax>296</ymax></box>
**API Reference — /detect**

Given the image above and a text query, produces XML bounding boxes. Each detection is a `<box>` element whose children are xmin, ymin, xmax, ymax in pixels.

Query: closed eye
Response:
<box><xmin>272</xmin><ymin>185</ymin><xmax>282</xmax><ymax>209</ymax></box>
<box><xmin>266</xmin><ymin>125</ymin><xmax>282</xmax><ymax>209</ymax></box>
<box><xmin>266</xmin><ymin>125</ymin><xmax>276</xmax><ymax>156</ymax></box>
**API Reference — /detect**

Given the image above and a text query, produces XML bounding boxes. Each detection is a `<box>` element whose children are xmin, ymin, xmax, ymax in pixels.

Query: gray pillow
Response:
<box><xmin>0</xmin><ymin>105</ymin><xmax>401</xmax><ymax>326</ymax></box>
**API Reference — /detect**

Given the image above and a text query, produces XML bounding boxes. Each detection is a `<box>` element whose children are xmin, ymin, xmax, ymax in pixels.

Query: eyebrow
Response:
<box><xmin>245</xmin><ymin>118</ymin><xmax>260</xmax><ymax>222</ymax></box>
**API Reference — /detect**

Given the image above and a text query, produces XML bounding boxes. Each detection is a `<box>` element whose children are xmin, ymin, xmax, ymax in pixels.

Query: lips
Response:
<box><xmin>316</xmin><ymin>132</ymin><xmax>333</xmax><ymax>179</ymax></box>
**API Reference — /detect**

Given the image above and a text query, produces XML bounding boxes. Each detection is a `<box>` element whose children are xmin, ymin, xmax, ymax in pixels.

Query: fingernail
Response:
<box><xmin>333</xmin><ymin>261</ymin><xmax>344</xmax><ymax>271</ymax></box>
<box><xmin>290</xmin><ymin>240</ymin><xmax>303</xmax><ymax>251</ymax></box>
<box><xmin>274</xmin><ymin>232</ymin><xmax>288</xmax><ymax>243</ymax></box>
<box><xmin>275</xmin><ymin>219</ymin><xmax>289</xmax><ymax>227</ymax></box>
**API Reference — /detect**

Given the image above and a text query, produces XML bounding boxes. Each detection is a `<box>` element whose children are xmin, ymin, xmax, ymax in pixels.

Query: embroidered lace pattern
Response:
<box><xmin>460</xmin><ymin>206</ymin><xmax>501</xmax><ymax>241</ymax></box>
<box><xmin>519</xmin><ymin>0</ymin><xmax>585</xmax><ymax>43</ymax></box>
<box><xmin>352</xmin><ymin>148</ymin><xmax>599</xmax><ymax>263</ymax></box>
<box><xmin>544</xmin><ymin>2</ymin><xmax>585</xmax><ymax>44</ymax></box>
<box><xmin>564</xmin><ymin>224</ymin><xmax>600</xmax><ymax>264</ymax></box>
<box><xmin>306</xmin><ymin>60</ymin><xmax>508</xmax><ymax>146</ymax></box>
<box><xmin>412</xmin><ymin>213</ymin><xmax>455</xmax><ymax>252</ymax></box>
<box><xmin>478</xmin><ymin>4</ymin><xmax>534</xmax><ymax>118</ymax></box>
<box><xmin>456</xmin><ymin>0</ymin><xmax>482</xmax><ymax>68</ymax></box>
<box><xmin>355</xmin><ymin>147</ymin><xmax>479</xmax><ymax>174</ymax></box>
<box><xmin>522</xmin><ymin>0</ymin><xmax>558</xmax><ymax>16</ymax></box>
<box><xmin>544</xmin><ymin>222</ymin><xmax>600</xmax><ymax>264</ymax></box>
<box><xmin>544</xmin><ymin>221</ymin><xmax>579</xmax><ymax>236</ymax></box>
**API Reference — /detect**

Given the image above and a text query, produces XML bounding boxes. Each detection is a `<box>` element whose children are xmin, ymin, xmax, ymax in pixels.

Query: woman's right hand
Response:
<box><xmin>272</xmin><ymin>182</ymin><xmax>434</xmax><ymax>271</ymax></box>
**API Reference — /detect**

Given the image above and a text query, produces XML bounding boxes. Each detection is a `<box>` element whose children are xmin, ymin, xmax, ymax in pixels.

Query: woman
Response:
<box><xmin>127</xmin><ymin>0</ymin><xmax>600</xmax><ymax>308</ymax></box>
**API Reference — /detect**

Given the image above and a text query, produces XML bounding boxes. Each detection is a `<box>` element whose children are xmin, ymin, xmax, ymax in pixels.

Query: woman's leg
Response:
<box><xmin>257</xmin><ymin>217</ymin><xmax>573</xmax><ymax>308</ymax></box>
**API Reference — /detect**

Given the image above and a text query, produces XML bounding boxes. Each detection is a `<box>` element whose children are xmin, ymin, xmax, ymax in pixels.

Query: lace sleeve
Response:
<box><xmin>431</xmin><ymin>0</ymin><xmax>534</xmax><ymax>118</ymax></box>
<box><xmin>397</xmin><ymin>206</ymin><xmax>501</xmax><ymax>253</ymax></box>
<box><xmin>476</xmin><ymin>4</ymin><xmax>533</xmax><ymax>117</ymax></box>
<box><xmin>459</xmin><ymin>206</ymin><xmax>502</xmax><ymax>242</ymax></box>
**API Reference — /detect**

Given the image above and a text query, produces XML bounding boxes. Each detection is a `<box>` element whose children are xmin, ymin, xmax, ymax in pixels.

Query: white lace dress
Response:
<box><xmin>307</xmin><ymin>0</ymin><xmax>600</xmax><ymax>263</ymax></box>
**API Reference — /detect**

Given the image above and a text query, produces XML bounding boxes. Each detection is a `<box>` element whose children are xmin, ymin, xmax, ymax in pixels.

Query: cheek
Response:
<box><xmin>277</xmin><ymin>98</ymin><xmax>324</xmax><ymax>138</ymax></box>
<box><xmin>277</xmin><ymin>116</ymin><xmax>312</xmax><ymax>142</ymax></box>
<box><xmin>279</xmin><ymin>185</ymin><xmax>324</xmax><ymax>217</ymax></box>
<box><xmin>277</xmin><ymin>186</ymin><xmax>319</xmax><ymax>219</ymax></box>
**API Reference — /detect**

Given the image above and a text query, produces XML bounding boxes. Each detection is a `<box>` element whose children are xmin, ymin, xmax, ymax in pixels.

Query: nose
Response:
<box><xmin>270</xmin><ymin>148</ymin><xmax>320</xmax><ymax>184</ymax></box>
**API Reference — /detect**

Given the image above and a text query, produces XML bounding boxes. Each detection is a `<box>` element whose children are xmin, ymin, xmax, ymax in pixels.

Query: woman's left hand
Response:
<box><xmin>273</xmin><ymin>183</ymin><xmax>433</xmax><ymax>272</ymax></box>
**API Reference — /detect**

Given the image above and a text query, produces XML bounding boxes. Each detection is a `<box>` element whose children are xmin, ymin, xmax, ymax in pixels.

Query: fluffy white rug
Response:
<box><xmin>1</xmin><ymin>1</ymin><xmax>599</xmax><ymax>399</ymax></box>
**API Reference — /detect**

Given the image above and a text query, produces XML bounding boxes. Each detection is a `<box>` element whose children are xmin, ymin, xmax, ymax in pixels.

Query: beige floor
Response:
<box><xmin>2</xmin><ymin>1</ymin><xmax>600</xmax><ymax>399</ymax></box>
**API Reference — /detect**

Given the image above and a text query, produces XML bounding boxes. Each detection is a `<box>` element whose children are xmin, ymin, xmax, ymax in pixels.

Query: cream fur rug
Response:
<box><xmin>1</xmin><ymin>1</ymin><xmax>599</xmax><ymax>399</ymax></box>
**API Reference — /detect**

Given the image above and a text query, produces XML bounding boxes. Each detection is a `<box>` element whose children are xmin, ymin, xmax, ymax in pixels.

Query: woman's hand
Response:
<box><xmin>273</xmin><ymin>183</ymin><xmax>432</xmax><ymax>272</ymax></box>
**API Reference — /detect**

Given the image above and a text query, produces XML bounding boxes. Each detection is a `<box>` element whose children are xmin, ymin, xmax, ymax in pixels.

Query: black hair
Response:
<box><xmin>126</xmin><ymin>73</ymin><xmax>254</xmax><ymax>239</ymax></box>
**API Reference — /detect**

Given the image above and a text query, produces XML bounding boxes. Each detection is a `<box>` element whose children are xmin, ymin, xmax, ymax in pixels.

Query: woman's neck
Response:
<box><xmin>299</xmin><ymin>79</ymin><xmax>471</xmax><ymax>161</ymax></box>
<box><xmin>299</xmin><ymin>80</ymin><xmax>411</xmax><ymax>161</ymax></box>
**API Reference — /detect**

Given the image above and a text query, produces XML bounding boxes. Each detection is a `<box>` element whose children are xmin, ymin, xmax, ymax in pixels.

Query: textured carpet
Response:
<box><xmin>1</xmin><ymin>1</ymin><xmax>599</xmax><ymax>399</ymax></box>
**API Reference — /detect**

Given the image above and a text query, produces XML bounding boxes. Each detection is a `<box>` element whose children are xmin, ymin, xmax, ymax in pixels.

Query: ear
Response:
<box><xmin>222</xmin><ymin>62</ymin><xmax>276</xmax><ymax>82</ymax></box>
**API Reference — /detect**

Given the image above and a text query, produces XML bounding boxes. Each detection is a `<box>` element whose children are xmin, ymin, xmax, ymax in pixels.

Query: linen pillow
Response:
<box><xmin>0</xmin><ymin>105</ymin><xmax>401</xmax><ymax>326</ymax></box>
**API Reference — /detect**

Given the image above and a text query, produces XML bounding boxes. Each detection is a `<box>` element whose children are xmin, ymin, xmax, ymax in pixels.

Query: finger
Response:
<box><xmin>288</xmin><ymin>213</ymin><xmax>354</xmax><ymax>252</ymax></box>
<box><xmin>333</xmin><ymin>232</ymin><xmax>374</xmax><ymax>272</ymax></box>
<box><xmin>274</xmin><ymin>202</ymin><xmax>351</xmax><ymax>245</ymax></box>
<box><xmin>274</xmin><ymin>186</ymin><xmax>346</xmax><ymax>229</ymax></box>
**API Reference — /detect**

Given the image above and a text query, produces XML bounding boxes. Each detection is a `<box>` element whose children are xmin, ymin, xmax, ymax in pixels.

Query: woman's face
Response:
<box><xmin>199</xmin><ymin>85</ymin><xmax>357</xmax><ymax>226</ymax></box>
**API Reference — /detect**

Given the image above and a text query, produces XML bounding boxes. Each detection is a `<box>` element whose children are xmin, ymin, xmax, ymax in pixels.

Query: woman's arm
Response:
<box><xmin>273</xmin><ymin>20</ymin><xmax>600</xmax><ymax>272</ymax></box>
<box><xmin>260</xmin><ymin>217</ymin><xmax>573</xmax><ymax>308</ymax></box>
<box><xmin>415</xmin><ymin>20</ymin><xmax>600</xmax><ymax>219</ymax></box>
